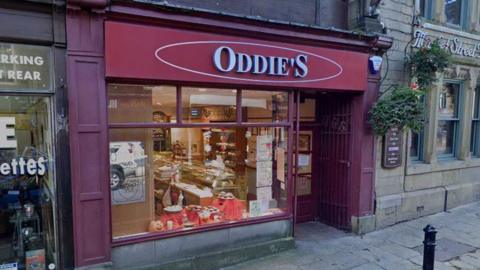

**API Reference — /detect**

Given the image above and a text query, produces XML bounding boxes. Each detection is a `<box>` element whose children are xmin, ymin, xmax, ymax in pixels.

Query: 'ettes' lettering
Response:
<box><xmin>213</xmin><ymin>46</ymin><xmax>309</xmax><ymax>78</ymax></box>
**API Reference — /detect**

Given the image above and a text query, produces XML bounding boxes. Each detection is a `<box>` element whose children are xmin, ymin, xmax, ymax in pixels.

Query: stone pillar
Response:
<box><xmin>423</xmin><ymin>72</ymin><xmax>443</xmax><ymax>164</ymax></box>
<box><xmin>459</xmin><ymin>69</ymin><xmax>479</xmax><ymax>159</ymax></box>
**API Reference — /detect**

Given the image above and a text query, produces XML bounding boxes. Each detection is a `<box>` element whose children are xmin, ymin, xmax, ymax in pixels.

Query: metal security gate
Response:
<box><xmin>317</xmin><ymin>94</ymin><xmax>352</xmax><ymax>229</ymax></box>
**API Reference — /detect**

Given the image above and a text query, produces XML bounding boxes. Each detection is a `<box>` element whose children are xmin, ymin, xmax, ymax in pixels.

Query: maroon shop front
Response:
<box><xmin>66</xmin><ymin>2</ymin><xmax>392</xmax><ymax>269</ymax></box>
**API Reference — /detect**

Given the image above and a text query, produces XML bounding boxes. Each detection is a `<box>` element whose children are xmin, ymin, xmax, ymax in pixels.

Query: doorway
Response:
<box><xmin>295</xmin><ymin>92</ymin><xmax>353</xmax><ymax>230</ymax></box>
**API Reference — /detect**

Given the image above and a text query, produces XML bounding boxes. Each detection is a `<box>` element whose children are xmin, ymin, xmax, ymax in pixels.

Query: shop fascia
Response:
<box><xmin>412</xmin><ymin>29</ymin><xmax>480</xmax><ymax>58</ymax></box>
<box><xmin>0</xmin><ymin>117</ymin><xmax>46</xmax><ymax>176</ymax></box>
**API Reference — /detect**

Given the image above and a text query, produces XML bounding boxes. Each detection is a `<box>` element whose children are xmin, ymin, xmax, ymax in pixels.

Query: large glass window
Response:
<box><xmin>0</xmin><ymin>96</ymin><xmax>56</xmax><ymax>269</ymax></box>
<box><xmin>436</xmin><ymin>82</ymin><xmax>461</xmax><ymax>157</ymax></box>
<box><xmin>108</xmin><ymin>85</ymin><xmax>290</xmax><ymax>239</ymax></box>
<box><xmin>444</xmin><ymin>0</ymin><xmax>467</xmax><ymax>27</ymax></box>
<box><xmin>471</xmin><ymin>86</ymin><xmax>480</xmax><ymax>156</ymax></box>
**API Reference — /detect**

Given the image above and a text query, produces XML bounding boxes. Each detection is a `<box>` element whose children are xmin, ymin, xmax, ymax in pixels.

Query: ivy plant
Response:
<box><xmin>408</xmin><ymin>41</ymin><xmax>450</xmax><ymax>90</ymax></box>
<box><xmin>369</xmin><ymin>86</ymin><xmax>425</xmax><ymax>136</ymax></box>
<box><xmin>369</xmin><ymin>40</ymin><xmax>450</xmax><ymax>136</ymax></box>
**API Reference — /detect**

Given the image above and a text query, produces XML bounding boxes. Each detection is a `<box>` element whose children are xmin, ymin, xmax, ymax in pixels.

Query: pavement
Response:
<box><xmin>223</xmin><ymin>202</ymin><xmax>480</xmax><ymax>270</ymax></box>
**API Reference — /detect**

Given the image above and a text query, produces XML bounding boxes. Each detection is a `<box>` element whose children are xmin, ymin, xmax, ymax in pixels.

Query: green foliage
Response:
<box><xmin>369</xmin><ymin>86</ymin><xmax>425</xmax><ymax>136</ymax></box>
<box><xmin>408</xmin><ymin>41</ymin><xmax>451</xmax><ymax>90</ymax></box>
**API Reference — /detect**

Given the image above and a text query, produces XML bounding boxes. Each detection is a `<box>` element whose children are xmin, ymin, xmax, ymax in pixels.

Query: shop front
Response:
<box><xmin>66</xmin><ymin>1</ymin><xmax>391</xmax><ymax>269</ymax></box>
<box><xmin>0</xmin><ymin>1</ymin><xmax>70</xmax><ymax>269</ymax></box>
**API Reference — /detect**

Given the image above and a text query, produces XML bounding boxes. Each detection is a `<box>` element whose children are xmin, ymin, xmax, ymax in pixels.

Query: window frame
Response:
<box><xmin>107</xmin><ymin>84</ymin><xmax>295</xmax><ymax>245</ymax></box>
<box><xmin>436</xmin><ymin>80</ymin><xmax>462</xmax><ymax>159</ymax></box>
<box><xmin>443</xmin><ymin>0</ymin><xmax>469</xmax><ymax>29</ymax></box>
<box><xmin>409</xmin><ymin>95</ymin><xmax>426</xmax><ymax>162</ymax></box>
<box><xmin>419</xmin><ymin>0</ymin><xmax>435</xmax><ymax>19</ymax></box>
<box><xmin>471</xmin><ymin>86</ymin><xmax>480</xmax><ymax>157</ymax></box>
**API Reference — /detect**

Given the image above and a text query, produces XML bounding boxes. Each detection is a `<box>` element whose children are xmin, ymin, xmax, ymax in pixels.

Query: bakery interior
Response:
<box><xmin>107</xmin><ymin>85</ymin><xmax>291</xmax><ymax>238</ymax></box>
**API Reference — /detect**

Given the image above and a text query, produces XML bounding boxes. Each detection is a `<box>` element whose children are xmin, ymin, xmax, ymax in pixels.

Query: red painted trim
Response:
<box><xmin>112</xmin><ymin>214</ymin><xmax>292</xmax><ymax>247</ymax></box>
<box><xmin>176</xmin><ymin>85</ymin><xmax>182</xmax><ymax>124</ymax></box>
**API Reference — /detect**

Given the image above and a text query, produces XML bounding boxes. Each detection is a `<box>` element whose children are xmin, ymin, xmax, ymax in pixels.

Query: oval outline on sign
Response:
<box><xmin>154</xmin><ymin>41</ymin><xmax>343</xmax><ymax>83</ymax></box>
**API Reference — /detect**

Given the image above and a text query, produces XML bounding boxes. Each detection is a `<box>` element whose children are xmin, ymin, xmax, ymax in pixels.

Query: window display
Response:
<box><xmin>108</xmin><ymin>85</ymin><xmax>290</xmax><ymax>239</ymax></box>
<box><xmin>436</xmin><ymin>82</ymin><xmax>460</xmax><ymax>157</ymax></box>
<box><xmin>0</xmin><ymin>96</ymin><xmax>56</xmax><ymax>270</ymax></box>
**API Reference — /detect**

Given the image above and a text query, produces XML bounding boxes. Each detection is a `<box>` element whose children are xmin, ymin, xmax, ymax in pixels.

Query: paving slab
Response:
<box><xmin>224</xmin><ymin>202</ymin><xmax>480</xmax><ymax>270</ymax></box>
<box><xmin>414</xmin><ymin>238</ymin><xmax>476</xmax><ymax>262</ymax></box>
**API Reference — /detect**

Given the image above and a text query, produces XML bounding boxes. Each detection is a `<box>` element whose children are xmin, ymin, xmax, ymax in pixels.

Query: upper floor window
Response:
<box><xmin>419</xmin><ymin>0</ymin><xmax>434</xmax><ymax>19</ymax></box>
<box><xmin>418</xmin><ymin>0</ymin><xmax>469</xmax><ymax>28</ymax></box>
<box><xmin>444</xmin><ymin>0</ymin><xmax>468</xmax><ymax>27</ymax></box>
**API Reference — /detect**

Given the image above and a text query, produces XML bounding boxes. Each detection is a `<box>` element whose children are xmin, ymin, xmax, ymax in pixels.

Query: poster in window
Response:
<box><xmin>297</xmin><ymin>154</ymin><xmax>312</xmax><ymax>174</ymax></box>
<box><xmin>296</xmin><ymin>175</ymin><xmax>311</xmax><ymax>196</ymax></box>
<box><xmin>298</xmin><ymin>132</ymin><xmax>311</xmax><ymax>152</ymax></box>
<box><xmin>256</xmin><ymin>135</ymin><xmax>273</xmax><ymax>161</ymax></box>
<box><xmin>110</xmin><ymin>141</ymin><xmax>147</xmax><ymax>205</ymax></box>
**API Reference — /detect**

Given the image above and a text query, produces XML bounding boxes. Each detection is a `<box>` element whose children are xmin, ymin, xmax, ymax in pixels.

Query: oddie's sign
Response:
<box><xmin>154</xmin><ymin>41</ymin><xmax>342</xmax><ymax>84</ymax></box>
<box><xmin>0</xmin><ymin>117</ymin><xmax>47</xmax><ymax>176</ymax></box>
<box><xmin>105</xmin><ymin>21</ymin><xmax>369</xmax><ymax>91</ymax></box>
<box><xmin>212</xmin><ymin>46</ymin><xmax>308</xmax><ymax>78</ymax></box>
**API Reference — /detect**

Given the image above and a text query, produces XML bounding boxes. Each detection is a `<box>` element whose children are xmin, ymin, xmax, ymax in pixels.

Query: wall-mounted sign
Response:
<box><xmin>212</xmin><ymin>45</ymin><xmax>309</xmax><ymax>78</ymax></box>
<box><xmin>105</xmin><ymin>21</ymin><xmax>369</xmax><ymax>91</ymax></box>
<box><xmin>382</xmin><ymin>127</ymin><xmax>403</xmax><ymax>169</ymax></box>
<box><xmin>0</xmin><ymin>43</ymin><xmax>51</xmax><ymax>92</ymax></box>
<box><xmin>412</xmin><ymin>29</ymin><xmax>480</xmax><ymax>59</ymax></box>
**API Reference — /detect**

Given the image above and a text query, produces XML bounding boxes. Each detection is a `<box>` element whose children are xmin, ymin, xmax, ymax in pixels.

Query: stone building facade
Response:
<box><xmin>355</xmin><ymin>0</ymin><xmax>480</xmax><ymax>229</ymax></box>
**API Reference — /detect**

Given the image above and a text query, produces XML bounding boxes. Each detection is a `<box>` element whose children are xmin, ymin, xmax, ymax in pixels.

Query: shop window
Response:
<box><xmin>471</xmin><ymin>86</ymin><xmax>480</xmax><ymax>156</ymax></box>
<box><xmin>444</xmin><ymin>0</ymin><xmax>468</xmax><ymax>27</ymax></box>
<box><xmin>182</xmin><ymin>87</ymin><xmax>237</xmax><ymax>123</ymax></box>
<box><xmin>108</xmin><ymin>84</ymin><xmax>177</xmax><ymax>123</ymax></box>
<box><xmin>242</xmin><ymin>90</ymin><xmax>288</xmax><ymax>123</ymax></box>
<box><xmin>410</xmin><ymin>131</ymin><xmax>424</xmax><ymax>161</ymax></box>
<box><xmin>0</xmin><ymin>96</ymin><xmax>56</xmax><ymax>269</ymax></box>
<box><xmin>436</xmin><ymin>82</ymin><xmax>461</xmax><ymax>157</ymax></box>
<box><xmin>108</xmin><ymin>85</ymin><xmax>290</xmax><ymax>239</ymax></box>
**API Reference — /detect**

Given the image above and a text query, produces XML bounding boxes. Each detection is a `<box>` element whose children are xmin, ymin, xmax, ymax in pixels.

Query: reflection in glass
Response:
<box><xmin>109</xmin><ymin>127</ymin><xmax>288</xmax><ymax>238</ymax></box>
<box><xmin>438</xmin><ymin>83</ymin><xmax>458</xmax><ymax>118</ymax></box>
<box><xmin>436</xmin><ymin>120</ymin><xmax>455</xmax><ymax>155</ymax></box>
<box><xmin>0</xmin><ymin>96</ymin><xmax>56</xmax><ymax>269</ymax></box>
<box><xmin>108</xmin><ymin>84</ymin><xmax>177</xmax><ymax>123</ymax></box>
<box><xmin>471</xmin><ymin>88</ymin><xmax>480</xmax><ymax>155</ymax></box>
<box><xmin>445</xmin><ymin>0</ymin><xmax>462</xmax><ymax>25</ymax></box>
<box><xmin>410</xmin><ymin>132</ymin><xmax>419</xmax><ymax>158</ymax></box>
<box><xmin>242</xmin><ymin>90</ymin><xmax>288</xmax><ymax>122</ymax></box>
<box><xmin>182</xmin><ymin>87</ymin><xmax>237</xmax><ymax>123</ymax></box>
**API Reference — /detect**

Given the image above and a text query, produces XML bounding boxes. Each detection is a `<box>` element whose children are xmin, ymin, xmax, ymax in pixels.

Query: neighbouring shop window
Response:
<box><xmin>108</xmin><ymin>84</ymin><xmax>289</xmax><ymax>239</ymax></box>
<box><xmin>410</xmin><ymin>96</ymin><xmax>425</xmax><ymax>161</ymax></box>
<box><xmin>471</xmin><ymin>86</ymin><xmax>480</xmax><ymax>156</ymax></box>
<box><xmin>410</xmin><ymin>131</ymin><xmax>424</xmax><ymax>160</ymax></box>
<box><xmin>0</xmin><ymin>96</ymin><xmax>56</xmax><ymax>269</ymax></box>
<box><xmin>436</xmin><ymin>82</ymin><xmax>461</xmax><ymax>157</ymax></box>
<box><xmin>444</xmin><ymin>0</ymin><xmax>468</xmax><ymax>27</ymax></box>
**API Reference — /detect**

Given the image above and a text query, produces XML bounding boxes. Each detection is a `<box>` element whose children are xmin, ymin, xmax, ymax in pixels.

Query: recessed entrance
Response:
<box><xmin>295</xmin><ymin>92</ymin><xmax>353</xmax><ymax>230</ymax></box>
